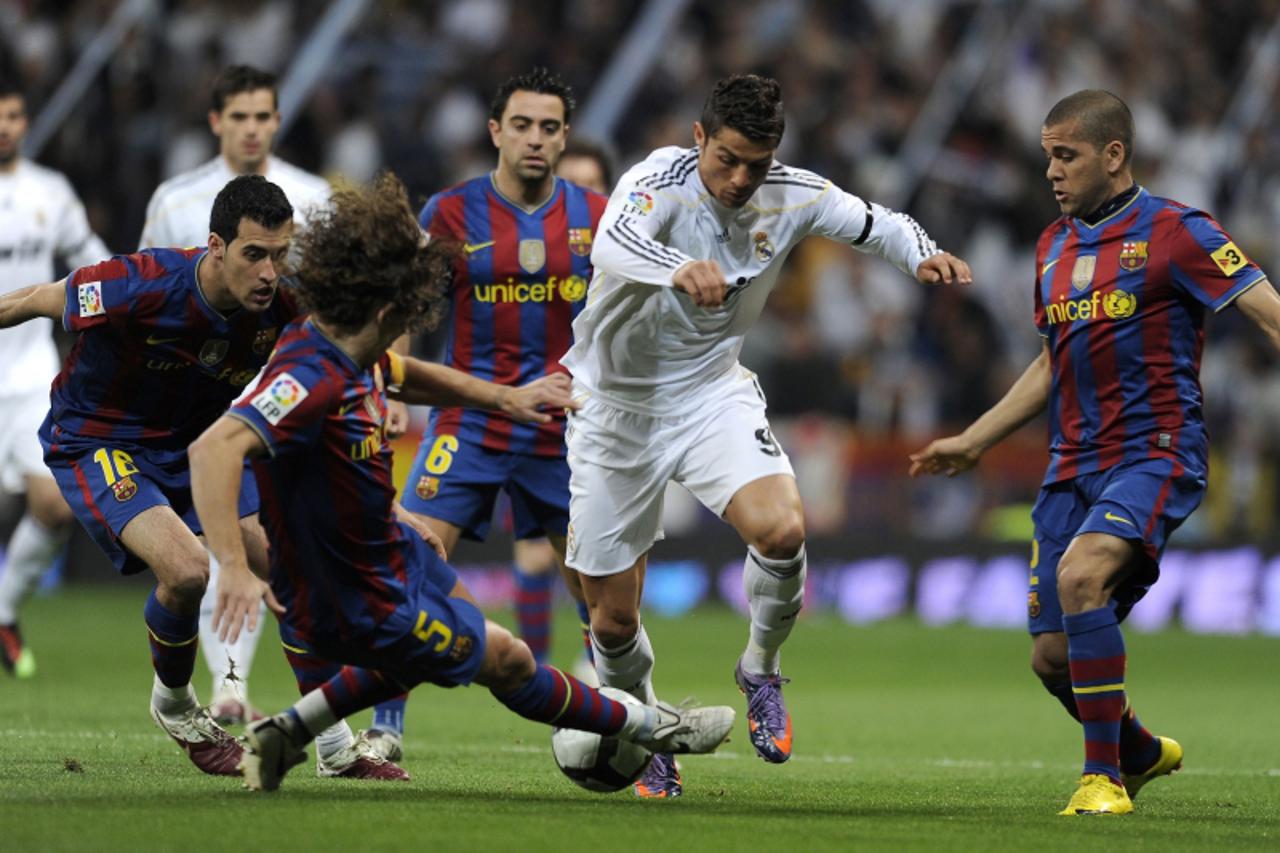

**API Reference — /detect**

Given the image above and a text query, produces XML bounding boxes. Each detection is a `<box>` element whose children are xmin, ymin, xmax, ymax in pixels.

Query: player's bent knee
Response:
<box><xmin>1055</xmin><ymin>561</ymin><xmax>1105</xmax><ymax>610</ymax></box>
<box><xmin>753</xmin><ymin>512</ymin><xmax>806</xmax><ymax>561</ymax></box>
<box><xmin>589</xmin><ymin>607</ymin><xmax>640</xmax><ymax>650</ymax></box>
<box><xmin>478</xmin><ymin>622</ymin><xmax>537</xmax><ymax>693</ymax></box>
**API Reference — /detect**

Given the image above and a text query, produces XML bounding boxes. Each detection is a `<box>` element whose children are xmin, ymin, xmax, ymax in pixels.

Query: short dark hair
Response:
<box><xmin>209</xmin><ymin>175</ymin><xmax>293</xmax><ymax>245</ymax></box>
<box><xmin>293</xmin><ymin>173</ymin><xmax>454</xmax><ymax>333</ymax></box>
<box><xmin>559</xmin><ymin>138</ymin><xmax>614</xmax><ymax>191</ymax></box>
<box><xmin>700</xmin><ymin>74</ymin><xmax>785</xmax><ymax>148</ymax></box>
<box><xmin>1044</xmin><ymin>89</ymin><xmax>1135</xmax><ymax>166</ymax></box>
<box><xmin>489</xmin><ymin>67</ymin><xmax>575</xmax><ymax>124</ymax></box>
<box><xmin>211</xmin><ymin>65</ymin><xmax>278</xmax><ymax>113</ymax></box>
<box><xmin>0</xmin><ymin>73</ymin><xmax>24</xmax><ymax>102</ymax></box>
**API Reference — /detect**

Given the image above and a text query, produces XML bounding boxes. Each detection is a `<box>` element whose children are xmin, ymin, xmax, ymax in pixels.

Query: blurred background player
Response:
<box><xmin>138</xmin><ymin>64</ymin><xmax>331</xmax><ymax>726</ymax></box>
<box><xmin>909</xmin><ymin>90</ymin><xmax>1280</xmax><ymax>815</ymax></box>
<box><xmin>188</xmin><ymin>172</ymin><xmax>734</xmax><ymax>794</ymax></box>
<box><xmin>563</xmin><ymin>74</ymin><xmax>971</xmax><ymax>797</ymax></box>
<box><xmin>556</xmin><ymin>138</ymin><xmax>613</xmax><ymax>195</ymax></box>
<box><xmin>0</xmin><ymin>176</ymin><xmax>298</xmax><ymax>778</ymax></box>
<box><xmin>0</xmin><ymin>73</ymin><xmax>109</xmax><ymax>677</ymax></box>
<box><xmin>396</xmin><ymin>68</ymin><xmax>608</xmax><ymax>755</ymax></box>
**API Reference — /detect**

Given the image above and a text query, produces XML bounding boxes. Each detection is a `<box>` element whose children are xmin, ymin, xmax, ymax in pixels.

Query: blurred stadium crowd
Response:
<box><xmin>4</xmin><ymin>0</ymin><xmax>1280</xmax><ymax>541</ymax></box>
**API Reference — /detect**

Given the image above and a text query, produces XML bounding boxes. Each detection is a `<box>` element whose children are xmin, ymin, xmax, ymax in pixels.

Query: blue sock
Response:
<box><xmin>144</xmin><ymin>589</ymin><xmax>198</xmax><ymax>688</ymax></box>
<box><xmin>514</xmin><ymin>571</ymin><xmax>554</xmax><ymax>664</ymax></box>
<box><xmin>492</xmin><ymin>664</ymin><xmax>627</xmax><ymax>735</ymax></box>
<box><xmin>1064</xmin><ymin>606</ymin><xmax>1126</xmax><ymax>784</ymax></box>
<box><xmin>371</xmin><ymin>695</ymin><xmax>407</xmax><ymax>735</ymax></box>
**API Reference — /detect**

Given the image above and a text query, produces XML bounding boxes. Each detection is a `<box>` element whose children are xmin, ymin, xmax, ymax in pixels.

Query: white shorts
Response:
<box><xmin>565</xmin><ymin>369</ymin><xmax>794</xmax><ymax>576</ymax></box>
<box><xmin>0</xmin><ymin>388</ymin><xmax>53</xmax><ymax>493</ymax></box>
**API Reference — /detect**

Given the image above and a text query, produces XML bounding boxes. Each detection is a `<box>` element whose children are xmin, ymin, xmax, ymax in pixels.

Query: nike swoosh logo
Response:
<box><xmin>145</xmin><ymin>334</ymin><xmax>182</xmax><ymax>345</ymax></box>
<box><xmin>1104</xmin><ymin>512</ymin><xmax>1134</xmax><ymax>527</ymax></box>
<box><xmin>463</xmin><ymin>241</ymin><xmax>495</xmax><ymax>254</ymax></box>
<box><xmin>1041</xmin><ymin>259</ymin><xmax>1060</xmax><ymax>275</ymax></box>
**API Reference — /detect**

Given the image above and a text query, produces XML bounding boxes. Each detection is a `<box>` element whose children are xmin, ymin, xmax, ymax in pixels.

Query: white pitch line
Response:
<box><xmin>5</xmin><ymin>728</ymin><xmax>1278</xmax><ymax>778</ymax></box>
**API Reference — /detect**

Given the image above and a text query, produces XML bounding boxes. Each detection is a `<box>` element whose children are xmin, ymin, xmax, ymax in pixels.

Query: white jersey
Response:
<box><xmin>561</xmin><ymin>146</ymin><xmax>941</xmax><ymax>415</ymax></box>
<box><xmin>0</xmin><ymin>159</ymin><xmax>110</xmax><ymax>394</ymax></box>
<box><xmin>138</xmin><ymin>155</ymin><xmax>330</xmax><ymax>249</ymax></box>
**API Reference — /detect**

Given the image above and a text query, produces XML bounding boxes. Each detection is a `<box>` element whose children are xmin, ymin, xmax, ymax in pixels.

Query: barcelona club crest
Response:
<box><xmin>199</xmin><ymin>339</ymin><xmax>230</xmax><ymax>367</ymax></box>
<box><xmin>112</xmin><ymin>476</ymin><xmax>138</xmax><ymax>502</ymax></box>
<box><xmin>1070</xmin><ymin>255</ymin><xmax>1096</xmax><ymax>291</ymax></box>
<box><xmin>567</xmin><ymin>228</ymin><xmax>593</xmax><ymax>257</ymax></box>
<box><xmin>519</xmin><ymin>239</ymin><xmax>546</xmax><ymax>274</ymax></box>
<box><xmin>252</xmin><ymin>328</ymin><xmax>278</xmax><ymax>355</ymax></box>
<box><xmin>1027</xmin><ymin>591</ymin><xmax>1041</xmax><ymax>619</ymax></box>
<box><xmin>415</xmin><ymin>475</ymin><xmax>440</xmax><ymax>500</ymax></box>
<box><xmin>1118</xmin><ymin>241</ymin><xmax>1148</xmax><ymax>271</ymax></box>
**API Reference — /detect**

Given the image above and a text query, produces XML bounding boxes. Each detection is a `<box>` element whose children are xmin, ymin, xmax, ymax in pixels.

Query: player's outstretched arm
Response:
<box><xmin>909</xmin><ymin>342</ymin><xmax>1051</xmax><ymax>477</ymax></box>
<box><xmin>0</xmin><ymin>280</ymin><xmax>67</xmax><ymax>328</ymax></box>
<box><xmin>189</xmin><ymin>416</ymin><xmax>283</xmax><ymax>643</ymax></box>
<box><xmin>1234</xmin><ymin>279</ymin><xmax>1280</xmax><ymax>352</ymax></box>
<box><xmin>394</xmin><ymin>358</ymin><xmax>578</xmax><ymax>423</ymax></box>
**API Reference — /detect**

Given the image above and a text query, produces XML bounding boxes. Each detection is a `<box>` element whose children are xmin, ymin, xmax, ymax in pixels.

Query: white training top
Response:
<box><xmin>561</xmin><ymin>146</ymin><xmax>941</xmax><ymax>415</ymax></box>
<box><xmin>0</xmin><ymin>159</ymin><xmax>110</xmax><ymax>395</ymax></box>
<box><xmin>138</xmin><ymin>155</ymin><xmax>331</xmax><ymax>249</ymax></box>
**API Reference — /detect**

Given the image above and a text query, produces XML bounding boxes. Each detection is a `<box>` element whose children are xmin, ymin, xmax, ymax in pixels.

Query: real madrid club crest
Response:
<box><xmin>1118</xmin><ymin>241</ymin><xmax>1148</xmax><ymax>271</ymax></box>
<box><xmin>415</xmin><ymin>475</ymin><xmax>440</xmax><ymax>500</ymax></box>
<box><xmin>519</xmin><ymin>239</ymin><xmax>546</xmax><ymax>274</ymax></box>
<box><xmin>1070</xmin><ymin>255</ymin><xmax>1096</xmax><ymax>291</ymax></box>
<box><xmin>252</xmin><ymin>328</ymin><xmax>278</xmax><ymax>355</ymax></box>
<box><xmin>567</xmin><ymin>228</ymin><xmax>593</xmax><ymax>257</ymax></box>
<box><xmin>199</xmin><ymin>339</ymin><xmax>230</xmax><ymax>367</ymax></box>
<box><xmin>753</xmin><ymin>231</ymin><xmax>775</xmax><ymax>263</ymax></box>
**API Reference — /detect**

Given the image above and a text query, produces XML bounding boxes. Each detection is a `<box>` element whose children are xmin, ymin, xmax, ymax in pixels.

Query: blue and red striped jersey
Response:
<box><xmin>47</xmin><ymin>249</ymin><xmax>299</xmax><ymax>453</ymax></box>
<box><xmin>229</xmin><ymin>319</ymin><xmax>411</xmax><ymax>640</ymax></box>
<box><xmin>1033</xmin><ymin>187</ymin><xmax>1266</xmax><ymax>484</ymax></box>
<box><xmin>420</xmin><ymin>175</ymin><xmax>606</xmax><ymax>456</ymax></box>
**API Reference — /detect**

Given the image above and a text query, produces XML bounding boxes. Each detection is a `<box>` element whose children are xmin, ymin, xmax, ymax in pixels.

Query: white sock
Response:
<box><xmin>290</xmin><ymin>687</ymin><xmax>340</xmax><ymax>744</ymax></box>
<box><xmin>741</xmin><ymin>544</ymin><xmax>806</xmax><ymax>675</ymax></box>
<box><xmin>314</xmin><ymin>722</ymin><xmax>356</xmax><ymax>761</ymax></box>
<box><xmin>199</xmin><ymin>552</ymin><xmax>265</xmax><ymax>700</ymax></box>
<box><xmin>0</xmin><ymin>515</ymin><xmax>69</xmax><ymax>624</ymax></box>
<box><xmin>151</xmin><ymin>675</ymin><xmax>197</xmax><ymax>715</ymax></box>
<box><xmin>591</xmin><ymin>623</ymin><xmax>656</xmax><ymax>705</ymax></box>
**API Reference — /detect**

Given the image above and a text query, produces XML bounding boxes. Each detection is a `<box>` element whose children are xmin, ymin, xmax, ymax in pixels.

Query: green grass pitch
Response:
<box><xmin>1</xmin><ymin>586</ymin><xmax>1277</xmax><ymax>851</ymax></box>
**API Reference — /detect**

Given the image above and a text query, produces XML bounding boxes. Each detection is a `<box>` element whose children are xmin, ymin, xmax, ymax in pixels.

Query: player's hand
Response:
<box><xmin>394</xmin><ymin>503</ymin><xmax>448</xmax><ymax>559</ymax></box>
<box><xmin>908</xmin><ymin>434</ymin><xmax>982</xmax><ymax>478</ymax></box>
<box><xmin>499</xmin><ymin>373</ymin><xmax>578</xmax><ymax>424</ymax></box>
<box><xmin>385</xmin><ymin>399</ymin><xmax>410</xmax><ymax>439</ymax></box>
<box><xmin>212</xmin><ymin>559</ymin><xmax>284</xmax><ymax>644</ymax></box>
<box><xmin>673</xmin><ymin>259</ymin><xmax>728</xmax><ymax>308</ymax></box>
<box><xmin>916</xmin><ymin>252</ymin><xmax>973</xmax><ymax>286</ymax></box>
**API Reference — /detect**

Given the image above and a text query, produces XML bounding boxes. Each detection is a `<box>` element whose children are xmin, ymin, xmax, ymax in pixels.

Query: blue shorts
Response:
<box><xmin>1028</xmin><ymin>457</ymin><xmax>1204</xmax><ymax>634</ymax></box>
<box><xmin>400</xmin><ymin>430</ymin><xmax>569</xmax><ymax>541</ymax></box>
<box><xmin>42</xmin><ymin>429</ymin><xmax>258</xmax><ymax>576</ymax></box>
<box><xmin>281</xmin><ymin>530</ymin><xmax>487</xmax><ymax>689</ymax></box>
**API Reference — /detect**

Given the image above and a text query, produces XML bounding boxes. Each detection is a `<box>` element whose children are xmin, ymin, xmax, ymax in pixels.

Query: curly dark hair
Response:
<box><xmin>489</xmin><ymin>66</ymin><xmax>575</xmax><ymax>124</ymax></box>
<box><xmin>209</xmin><ymin>175</ymin><xmax>293</xmax><ymax>245</ymax></box>
<box><xmin>211</xmin><ymin>64</ymin><xmax>277</xmax><ymax>112</ymax></box>
<box><xmin>293</xmin><ymin>173</ymin><xmax>454</xmax><ymax>334</ymax></box>
<box><xmin>699</xmin><ymin>74</ymin><xmax>785</xmax><ymax>148</ymax></box>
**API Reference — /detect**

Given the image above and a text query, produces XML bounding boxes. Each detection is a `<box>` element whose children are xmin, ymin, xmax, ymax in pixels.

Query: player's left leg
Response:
<box><xmin>512</xmin><ymin>538</ymin><xmax>557</xmax><ymax>664</ymax></box>
<box><xmin>0</xmin><ymin>474</ymin><xmax>72</xmax><ymax>678</ymax></box>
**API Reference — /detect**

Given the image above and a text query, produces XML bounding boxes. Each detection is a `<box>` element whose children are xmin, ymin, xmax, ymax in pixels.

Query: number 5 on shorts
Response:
<box><xmin>92</xmin><ymin>448</ymin><xmax>138</xmax><ymax>485</ymax></box>
<box><xmin>424</xmin><ymin>435</ymin><xmax>458</xmax><ymax>474</ymax></box>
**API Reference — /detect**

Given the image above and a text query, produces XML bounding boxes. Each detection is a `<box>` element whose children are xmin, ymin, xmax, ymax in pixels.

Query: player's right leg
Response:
<box><xmin>0</xmin><ymin>473</ymin><xmax>72</xmax><ymax>677</ymax></box>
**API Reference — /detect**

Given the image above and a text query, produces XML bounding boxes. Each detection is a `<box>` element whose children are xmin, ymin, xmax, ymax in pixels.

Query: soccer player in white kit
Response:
<box><xmin>138</xmin><ymin>65</ymin><xmax>330</xmax><ymax>727</ymax></box>
<box><xmin>561</xmin><ymin>75</ymin><xmax>972</xmax><ymax>797</ymax></box>
<box><xmin>0</xmin><ymin>76</ymin><xmax>109</xmax><ymax>677</ymax></box>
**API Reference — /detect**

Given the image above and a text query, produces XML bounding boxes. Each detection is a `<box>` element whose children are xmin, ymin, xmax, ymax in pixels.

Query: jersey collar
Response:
<box><xmin>1075</xmin><ymin>184</ymin><xmax>1143</xmax><ymax>229</ymax></box>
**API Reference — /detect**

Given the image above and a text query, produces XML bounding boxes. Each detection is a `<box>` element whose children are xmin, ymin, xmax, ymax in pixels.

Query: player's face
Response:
<box><xmin>209</xmin><ymin>217</ymin><xmax>293</xmax><ymax>313</ymax></box>
<box><xmin>556</xmin><ymin>154</ymin><xmax>608</xmax><ymax>194</ymax></box>
<box><xmin>1041</xmin><ymin>120</ymin><xmax>1125</xmax><ymax>217</ymax></box>
<box><xmin>489</xmin><ymin>91</ymin><xmax>568</xmax><ymax>186</ymax></box>
<box><xmin>0</xmin><ymin>95</ymin><xmax>29</xmax><ymax>168</ymax></box>
<box><xmin>694</xmin><ymin>124</ymin><xmax>775</xmax><ymax>208</ymax></box>
<box><xmin>210</xmin><ymin>89</ymin><xmax>280</xmax><ymax>175</ymax></box>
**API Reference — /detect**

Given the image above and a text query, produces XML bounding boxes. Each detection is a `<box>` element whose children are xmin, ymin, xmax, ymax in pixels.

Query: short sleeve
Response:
<box><xmin>62</xmin><ymin>256</ymin><xmax>139</xmax><ymax>333</ymax></box>
<box><xmin>228</xmin><ymin>359</ymin><xmax>339</xmax><ymax>458</ymax></box>
<box><xmin>1170</xmin><ymin>211</ymin><xmax>1267</xmax><ymax>312</ymax></box>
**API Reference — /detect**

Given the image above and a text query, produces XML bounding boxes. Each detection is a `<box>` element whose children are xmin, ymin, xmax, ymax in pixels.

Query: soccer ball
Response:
<box><xmin>551</xmin><ymin>727</ymin><xmax>653</xmax><ymax>793</ymax></box>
